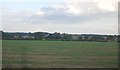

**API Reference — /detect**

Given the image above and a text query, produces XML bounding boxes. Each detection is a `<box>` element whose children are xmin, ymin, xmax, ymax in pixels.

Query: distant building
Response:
<box><xmin>81</xmin><ymin>36</ymin><xmax>85</xmax><ymax>40</ymax></box>
<box><xmin>14</xmin><ymin>35</ymin><xmax>20</xmax><ymax>39</ymax></box>
<box><xmin>22</xmin><ymin>35</ymin><xmax>29</xmax><ymax>39</ymax></box>
<box><xmin>114</xmin><ymin>36</ymin><xmax>118</xmax><ymax>41</ymax></box>
<box><xmin>103</xmin><ymin>36</ymin><xmax>107</xmax><ymax>41</ymax></box>
<box><xmin>88</xmin><ymin>36</ymin><xmax>93</xmax><ymax>40</ymax></box>
<box><xmin>30</xmin><ymin>36</ymin><xmax>35</xmax><ymax>39</ymax></box>
<box><xmin>44</xmin><ymin>33</ymin><xmax>50</xmax><ymax>38</ymax></box>
<box><xmin>21</xmin><ymin>35</ymin><xmax>35</xmax><ymax>39</ymax></box>
<box><xmin>72</xmin><ymin>35</ymin><xmax>79</xmax><ymax>40</ymax></box>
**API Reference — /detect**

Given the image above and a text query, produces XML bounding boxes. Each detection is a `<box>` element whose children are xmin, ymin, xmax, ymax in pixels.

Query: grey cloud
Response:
<box><xmin>23</xmin><ymin>8</ymin><xmax>116</xmax><ymax>24</ymax></box>
<box><xmin>3</xmin><ymin>2</ymin><xmax>117</xmax><ymax>25</ymax></box>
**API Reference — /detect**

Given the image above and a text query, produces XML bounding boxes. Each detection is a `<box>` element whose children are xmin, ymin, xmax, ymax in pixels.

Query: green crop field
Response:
<box><xmin>2</xmin><ymin>40</ymin><xmax>118</xmax><ymax>68</ymax></box>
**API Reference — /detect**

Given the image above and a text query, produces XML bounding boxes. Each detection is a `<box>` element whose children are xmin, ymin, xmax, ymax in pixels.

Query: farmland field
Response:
<box><xmin>2</xmin><ymin>40</ymin><xmax>118</xmax><ymax>68</ymax></box>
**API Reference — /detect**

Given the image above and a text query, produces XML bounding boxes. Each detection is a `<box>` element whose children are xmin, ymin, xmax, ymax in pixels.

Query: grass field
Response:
<box><xmin>2</xmin><ymin>40</ymin><xmax>118</xmax><ymax>68</ymax></box>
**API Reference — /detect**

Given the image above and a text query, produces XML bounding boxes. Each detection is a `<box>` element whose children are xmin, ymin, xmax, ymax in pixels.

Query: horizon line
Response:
<box><xmin>1</xmin><ymin>30</ymin><xmax>118</xmax><ymax>35</ymax></box>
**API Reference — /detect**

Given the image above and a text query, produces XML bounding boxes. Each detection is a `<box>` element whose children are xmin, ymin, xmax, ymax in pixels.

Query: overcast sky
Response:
<box><xmin>0</xmin><ymin>0</ymin><xmax>119</xmax><ymax>35</ymax></box>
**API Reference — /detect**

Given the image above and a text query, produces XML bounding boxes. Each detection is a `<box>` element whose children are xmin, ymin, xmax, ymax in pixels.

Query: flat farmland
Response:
<box><xmin>2</xmin><ymin>40</ymin><xmax>118</xmax><ymax>68</ymax></box>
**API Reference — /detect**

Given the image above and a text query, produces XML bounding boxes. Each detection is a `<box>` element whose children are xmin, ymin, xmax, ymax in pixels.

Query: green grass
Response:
<box><xmin>2</xmin><ymin>40</ymin><xmax>118</xmax><ymax>68</ymax></box>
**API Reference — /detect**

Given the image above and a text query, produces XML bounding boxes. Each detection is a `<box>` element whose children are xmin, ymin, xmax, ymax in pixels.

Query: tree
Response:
<box><xmin>61</xmin><ymin>33</ymin><xmax>72</xmax><ymax>41</ymax></box>
<box><xmin>54</xmin><ymin>32</ymin><xmax>61</xmax><ymax>40</ymax></box>
<box><xmin>34</xmin><ymin>32</ymin><xmax>45</xmax><ymax>40</ymax></box>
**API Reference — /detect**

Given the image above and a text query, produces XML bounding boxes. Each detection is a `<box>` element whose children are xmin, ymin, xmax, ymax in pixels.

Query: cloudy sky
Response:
<box><xmin>0</xmin><ymin>0</ymin><xmax>119</xmax><ymax>35</ymax></box>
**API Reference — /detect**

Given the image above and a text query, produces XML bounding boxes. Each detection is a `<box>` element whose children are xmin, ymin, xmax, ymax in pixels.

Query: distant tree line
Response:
<box><xmin>1</xmin><ymin>31</ymin><xmax>120</xmax><ymax>42</ymax></box>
